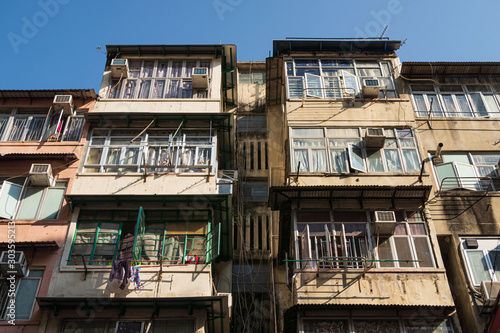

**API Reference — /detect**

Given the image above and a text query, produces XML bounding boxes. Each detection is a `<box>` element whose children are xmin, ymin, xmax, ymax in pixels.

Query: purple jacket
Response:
<box><xmin>109</xmin><ymin>260</ymin><xmax>132</xmax><ymax>290</ymax></box>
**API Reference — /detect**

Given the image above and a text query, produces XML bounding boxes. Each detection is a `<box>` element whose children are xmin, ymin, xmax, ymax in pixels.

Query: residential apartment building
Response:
<box><xmin>34</xmin><ymin>45</ymin><xmax>237</xmax><ymax>333</ymax></box>
<box><xmin>401</xmin><ymin>61</ymin><xmax>500</xmax><ymax>333</ymax></box>
<box><xmin>233</xmin><ymin>61</ymin><xmax>275</xmax><ymax>332</ymax></box>
<box><xmin>0</xmin><ymin>89</ymin><xmax>96</xmax><ymax>332</ymax></box>
<box><xmin>265</xmin><ymin>39</ymin><xmax>457</xmax><ymax>332</ymax></box>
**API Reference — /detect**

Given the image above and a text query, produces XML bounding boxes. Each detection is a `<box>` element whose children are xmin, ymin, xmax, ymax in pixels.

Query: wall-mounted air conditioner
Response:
<box><xmin>29</xmin><ymin>163</ymin><xmax>54</xmax><ymax>186</ymax></box>
<box><xmin>480</xmin><ymin>280</ymin><xmax>500</xmax><ymax>314</ymax></box>
<box><xmin>362</xmin><ymin>78</ymin><xmax>381</xmax><ymax>98</ymax></box>
<box><xmin>192</xmin><ymin>67</ymin><xmax>209</xmax><ymax>89</ymax></box>
<box><xmin>374</xmin><ymin>210</ymin><xmax>397</xmax><ymax>234</ymax></box>
<box><xmin>53</xmin><ymin>95</ymin><xmax>74</xmax><ymax>116</ymax></box>
<box><xmin>0</xmin><ymin>251</ymin><xmax>28</xmax><ymax>277</ymax></box>
<box><xmin>365</xmin><ymin>128</ymin><xmax>386</xmax><ymax>148</ymax></box>
<box><xmin>110</xmin><ymin>58</ymin><xmax>129</xmax><ymax>78</ymax></box>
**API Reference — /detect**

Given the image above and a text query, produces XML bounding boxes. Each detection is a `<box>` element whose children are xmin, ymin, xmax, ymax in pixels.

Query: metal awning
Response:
<box><xmin>67</xmin><ymin>194</ymin><xmax>230</xmax><ymax>209</ymax></box>
<box><xmin>37</xmin><ymin>296</ymin><xmax>229</xmax><ymax>332</ymax></box>
<box><xmin>85</xmin><ymin>112</ymin><xmax>231</xmax><ymax>126</ymax></box>
<box><xmin>0</xmin><ymin>241</ymin><xmax>59</xmax><ymax>250</ymax></box>
<box><xmin>0</xmin><ymin>89</ymin><xmax>96</xmax><ymax>100</ymax></box>
<box><xmin>106</xmin><ymin>44</ymin><xmax>234</xmax><ymax>57</ymax></box>
<box><xmin>269</xmin><ymin>185</ymin><xmax>432</xmax><ymax>210</ymax></box>
<box><xmin>0</xmin><ymin>152</ymin><xmax>77</xmax><ymax>161</ymax></box>
<box><xmin>273</xmin><ymin>39</ymin><xmax>401</xmax><ymax>56</ymax></box>
<box><xmin>401</xmin><ymin>61</ymin><xmax>500</xmax><ymax>77</ymax></box>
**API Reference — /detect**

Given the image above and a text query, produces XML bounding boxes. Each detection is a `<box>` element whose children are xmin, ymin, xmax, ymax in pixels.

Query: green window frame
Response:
<box><xmin>68</xmin><ymin>208</ymin><xmax>221</xmax><ymax>266</ymax></box>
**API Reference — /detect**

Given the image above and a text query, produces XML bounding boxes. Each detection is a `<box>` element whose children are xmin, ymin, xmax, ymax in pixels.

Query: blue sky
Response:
<box><xmin>0</xmin><ymin>0</ymin><xmax>499</xmax><ymax>91</ymax></box>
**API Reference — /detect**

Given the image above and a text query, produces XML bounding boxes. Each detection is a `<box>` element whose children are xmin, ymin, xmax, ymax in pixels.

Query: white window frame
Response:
<box><xmin>461</xmin><ymin>238</ymin><xmax>500</xmax><ymax>287</ymax></box>
<box><xmin>108</xmin><ymin>59</ymin><xmax>211</xmax><ymax>100</ymax></box>
<box><xmin>411</xmin><ymin>83</ymin><xmax>500</xmax><ymax>118</ymax></box>
<box><xmin>16</xmin><ymin>181</ymin><xmax>67</xmax><ymax>221</ymax></box>
<box><xmin>83</xmin><ymin>129</ymin><xmax>217</xmax><ymax>174</ymax></box>
<box><xmin>0</xmin><ymin>269</ymin><xmax>43</xmax><ymax>321</ymax></box>
<box><xmin>290</xmin><ymin>127</ymin><xmax>421</xmax><ymax>174</ymax></box>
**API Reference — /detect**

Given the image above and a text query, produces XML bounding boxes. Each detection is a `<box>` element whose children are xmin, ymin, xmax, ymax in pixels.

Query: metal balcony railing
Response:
<box><xmin>438</xmin><ymin>176</ymin><xmax>497</xmax><ymax>194</ymax></box>
<box><xmin>301</xmin><ymin>87</ymin><xmax>357</xmax><ymax>106</ymax></box>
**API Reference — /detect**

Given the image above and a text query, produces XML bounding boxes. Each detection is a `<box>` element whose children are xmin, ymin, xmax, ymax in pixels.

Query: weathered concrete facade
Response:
<box><xmin>0</xmin><ymin>89</ymin><xmax>96</xmax><ymax>333</ymax></box>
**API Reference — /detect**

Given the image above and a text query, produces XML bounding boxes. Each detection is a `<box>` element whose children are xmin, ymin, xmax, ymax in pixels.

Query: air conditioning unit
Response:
<box><xmin>192</xmin><ymin>67</ymin><xmax>209</xmax><ymax>89</ymax></box>
<box><xmin>53</xmin><ymin>95</ymin><xmax>74</xmax><ymax>115</ymax></box>
<box><xmin>374</xmin><ymin>211</ymin><xmax>397</xmax><ymax>234</ymax></box>
<box><xmin>362</xmin><ymin>79</ymin><xmax>381</xmax><ymax>98</ymax></box>
<box><xmin>29</xmin><ymin>163</ymin><xmax>54</xmax><ymax>186</ymax></box>
<box><xmin>480</xmin><ymin>281</ymin><xmax>500</xmax><ymax>314</ymax></box>
<box><xmin>110</xmin><ymin>58</ymin><xmax>129</xmax><ymax>78</ymax></box>
<box><xmin>0</xmin><ymin>251</ymin><xmax>28</xmax><ymax>277</ymax></box>
<box><xmin>365</xmin><ymin>128</ymin><xmax>386</xmax><ymax>148</ymax></box>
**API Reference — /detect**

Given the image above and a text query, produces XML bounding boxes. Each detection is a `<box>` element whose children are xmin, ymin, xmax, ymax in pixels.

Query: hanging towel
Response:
<box><xmin>131</xmin><ymin>265</ymin><xmax>141</xmax><ymax>289</ymax></box>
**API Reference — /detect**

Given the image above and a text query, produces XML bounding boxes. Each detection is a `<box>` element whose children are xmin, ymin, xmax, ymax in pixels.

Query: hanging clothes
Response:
<box><xmin>130</xmin><ymin>265</ymin><xmax>141</xmax><ymax>289</ymax></box>
<box><xmin>109</xmin><ymin>260</ymin><xmax>132</xmax><ymax>290</ymax></box>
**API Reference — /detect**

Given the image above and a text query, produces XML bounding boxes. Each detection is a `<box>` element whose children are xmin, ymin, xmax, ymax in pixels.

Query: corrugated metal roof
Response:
<box><xmin>106</xmin><ymin>44</ymin><xmax>234</xmax><ymax>56</ymax></box>
<box><xmin>273</xmin><ymin>39</ymin><xmax>402</xmax><ymax>57</ymax></box>
<box><xmin>401</xmin><ymin>62</ymin><xmax>500</xmax><ymax>76</ymax></box>
<box><xmin>0</xmin><ymin>89</ymin><xmax>97</xmax><ymax>100</ymax></box>
<box><xmin>269</xmin><ymin>185</ymin><xmax>432</xmax><ymax>210</ymax></box>
<box><xmin>0</xmin><ymin>241</ymin><xmax>59</xmax><ymax>249</ymax></box>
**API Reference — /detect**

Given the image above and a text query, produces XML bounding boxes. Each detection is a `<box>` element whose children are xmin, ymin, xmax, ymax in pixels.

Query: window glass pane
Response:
<box><xmin>384</xmin><ymin>150</ymin><xmax>403</xmax><ymax>172</ymax></box>
<box><xmin>17</xmin><ymin>188</ymin><xmax>44</xmax><ymax>220</ymax></box>
<box><xmin>62</xmin><ymin>321</ymin><xmax>108</xmax><ymax>333</ymax></box>
<box><xmin>353</xmin><ymin>320</ymin><xmax>400</xmax><ymax>333</ymax></box>
<box><xmin>25</xmin><ymin>117</ymin><xmax>45</xmax><ymax>141</ymax></box>
<box><xmin>294</xmin><ymin>150</ymin><xmax>309</xmax><ymax>171</ymax></box>
<box><xmin>311</xmin><ymin>150</ymin><xmax>327</xmax><ymax>172</ymax></box>
<box><xmin>472</xmin><ymin>154</ymin><xmax>500</xmax><ymax>165</ymax></box>
<box><xmin>469</xmin><ymin>93</ymin><xmax>488</xmax><ymax>117</ymax></box>
<box><xmin>156</xmin><ymin>62</ymin><xmax>168</xmax><ymax>77</ymax></box>
<box><xmin>63</xmin><ymin>117</ymin><xmax>85</xmax><ymax>141</ymax></box>
<box><xmin>487</xmin><ymin>250</ymin><xmax>500</xmax><ymax>281</ymax></box>
<box><xmin>137</xmin><ymin>80</ymin><xmax>151</xmax><ymax>99</ymax></box>
<box><xmin>305</xmin><ymin>73</ymin><xmax>323</xmax><ymax>98</ymax></box>
<box><xmin>329</xmin><ymin>138</ymin><xmax>361</xmax><ymax>147</ymax></box>
<box><xmin>14</xmin><ymin>278</ymin><xmax>40</xmax><ymax>319</ymax></box>
<box><xmin>404</xmin><ymin>318</ymin><xmax>453</xmax><ymax>333</ymax></box>
<box><xmin>399</xmin><ymin>138</ymin><xmax>415</xmax><ymax>147</ymax></box>
<box><xmin>327</xmin><ymin>128</ymin><xmax>359</xmax><ymax>137</ymax></box>
<box><xmin>295</xmin><ymin>60</ymin><xmax>318</xmax><ymax>67</ymax></box>
<box><xmin>428</xmin><ymin>94</ymin><xmax>444</xmax><ymax>116</ymax></box>
<box><xmin>288</xmin><ymin>77</ymin><xmax>304</xmax><ymax>98</ymax></box>
<box><xmin>468</xmin><ymin>85</ymin><xmax>490</xmax><ymax>92</ymax></box>
<box><xmin>394</xmin><ymin>224</ymin><xmax>407</xmax><ymax>235</ymax></box>
<box><xmin>409</xmin><ymin>223</ymin><xmax>426</xmax><ymax>235</ymax></box>
<box><xmin>8</xmin><ymin>118</ymin><xmax>28</xmax><ymax>141</ymax></box>
<box><xmin>394</xmin><ymin>237</ymin><xmax>413</xmax><ymax>267</ymax></box>
<box><xmin>171</xmin><ymin>61</ymin><xmax>182</xmax><ymax>78</ymax></box>
<box><xmin>293</xmin><ymin>128</ymin><xmax>323</xmax><ymax>137</ymax></box>
<box><xmin>128</xmin><ymin>61</ymin><xmax>141</xmax><ymax>78</ymax></box>
<box><xmin>0</xmin><ymin>181</ymin><xmax>22</xmax><ymax>219</ymax></box>
<box><xmin>167</xmin><ymin>80</ymin><xmax>181</xmax><ymax>98</ymax></box>
<box><xmin>456</xmin><ymin>95</ymin><xmax>473</xmax><ymax>117</ymax></box>
<box><xmin>293</xmin><ymin>139</ymin><xmax>325</xmax><ymax>147</ymax></box>
<box><xmin>466</xmin><ymin>250</ymin><xmax>491</xmax><ymax>285</ymax></box>
<box><xmin>358</xmin><ymin>68</ymin><xmax>382</xmax><ymax>76</ymax></box>
<box><xmin>484</xmin><ymin>95</ymin><xmax>500</xmax><ymax>117</ymax></box>
<box><xmin>436</xmin><ymin>163</ymin><xmax>459</xmax><ymax>190</ymax></box>
<box><xmin>303</xmin><ymin>319</ymin><xmax>349</xmax><ymax>333</ymax></box>
<box><xmin>384</xmin><ymin>138</ymin><xmax>398</xmax><ymax>148</ymax></box>
<box><xmin>142</xmin><ymin>61</ymin><xmax>154</xmax><ymax>77</ymax></box>
<box><xmin>348</xmin><ymin>145</ymin><xmax>365</xmax><ymax>172</ymax></box>
<box><xmin>107</xmin><ymin>148</ymin><xmax>121</xmax><ymax>165</ymax></box>
<box><xmin>330</xmin><ymin>150</ymin><xmax>348</xmax><ymax>173</ymax></box>
<box><xmin>38</xmin><ymin>188</ymin><xmax>65</xmax><ymax>220</ymax></box>
<box><xmin>442</xmin><ymin>153</ymin><xmax>470</xmax><ymax>164</ymax></box>
<box><xmin>324</xmin><ymin>77</ymin><xmax>342</xmax><ymax>98</ymax></box>
<box><xmin>86</xmin><ymin>148</ymin><xmax>103</xmax><ymax>165</ymax></box>
<box><xmin>413</xmin><ymin>94</ymin><xmax>428</xmax><ymax>117</ymax></box>
<box><xmin>122</xmin><ymin>148</ymin><xmax>139</xmax><ymax>165</ymax></box>
<box><xmin>296</xmin><ymin>68</ymin><xmax>320</xmax><ymax>77</ymax></box>
<box><xmin>378</xmin><ymin>237</ymin><xmax>394</xmax><ymax>267</ymax></box>
<box><xmin>123</xmin><ymin>80</ymin><xmax>137</xmax><ymax>99</ymax></box>
<box><xmin>403</xmin><ymin>149</ymin><xmax>420</xmax><ymax>172</ymax></box>
<box><xmin>367</xmin><ymin>149</ymin><xmax>384</xmax><ymax>172</ymax></box>
<box><xmin>414</xmin><ymin>237</ymin><xmax>434</xmax><ymax>267</ymax></box>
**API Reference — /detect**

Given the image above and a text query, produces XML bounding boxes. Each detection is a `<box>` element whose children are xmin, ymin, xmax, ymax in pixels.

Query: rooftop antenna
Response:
<box><xmin>378</xmin><ymin>25</ymin><xmax>390</xmax><ymax>39</ymax></box>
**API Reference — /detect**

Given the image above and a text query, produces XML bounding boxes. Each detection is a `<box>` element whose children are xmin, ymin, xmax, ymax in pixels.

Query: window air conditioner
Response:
<box><xmin>192</xmin><ymin>67</ymin><xmax>209</xmax><ymax>89</ymax></box>
<box><xmin>374</xmin><ymin>211</ymin><xmax>397</xmax><ymax>234</ymax></box>
<box><xmin>110</xmin><ymin>58</ymin><xmax>129</xmax><ymax>78</ymax></box>
<box><xmin>29</xmin><ymin>163</ymin><xmax>54</xmax><ymax>186</ymax></box>
<box><xmin>0</xmin><ymin>251</ymin><xmax>28</xmax><ymax>277</ymax></box>
<box><xmin>362</xmin><ymin>78</ymin><xmax>381</xmax><ymax>98</ymax></box>
<box><xmin>480</xmin><ymin>280</ymin><xmax>500</xmax><ymax>314</ymax></box>
<box><xmin>365</xmin><ymin>128</ymin><xmax>386</xmax><ymax>148</ymax></box>
<box><xmin>53</xmin><ymin>95</ymin><xmax>74</xmax><ymax>116</ymax></box>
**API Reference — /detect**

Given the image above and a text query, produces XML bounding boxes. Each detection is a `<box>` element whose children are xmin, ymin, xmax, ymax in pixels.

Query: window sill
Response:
<box><xmin>415</xmin><ymin>116</ymin><xmax>500</xmax><ymax>121</ymax></box>
<box><xmin>295</xmin><ymin>267</ymin><xmax>446</xmax><ymax>274</ymax></box>
<box><xmin>77</xmin><ymin>172</ymin><xmax>215</xmax><ymax>177</ymax></box>
<box><xmin>99</xmin><ymin>98</ymin><xmax>219</xmax><ymax>102</ymax></box>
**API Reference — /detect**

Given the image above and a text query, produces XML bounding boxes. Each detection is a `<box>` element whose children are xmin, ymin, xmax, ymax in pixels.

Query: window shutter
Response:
<box><xmin>132</xmin><ymin>207</ymin><xmax>146</xmax><ymax>260</ymax></box>
<box><xmin>266</xmin><ymin>57</ymin><xmax>283</xmax><ymax>105</ymax></box>
<box><xmin>348</xmin><ymin>145</ymin><xmax>366</xmax><ymax>172</ymax></box>
<box><xmin>0</xmin><ymin>181</ymin><xmax>22</xmax><ymax>219</ymax></box>
<box><xmin>42</xmin><ymin>107</ymin><xmax>58</xmax><ymax>142</ymax></box>
<box><xmin>206</xmin><ymin>223</ymin><xmax>221</xmax><ymax>263</ymax></box>
<box><xmin>300</xmin><ymin>225</ymin><xmax>312</xmax><ymax>269</ymax></box>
